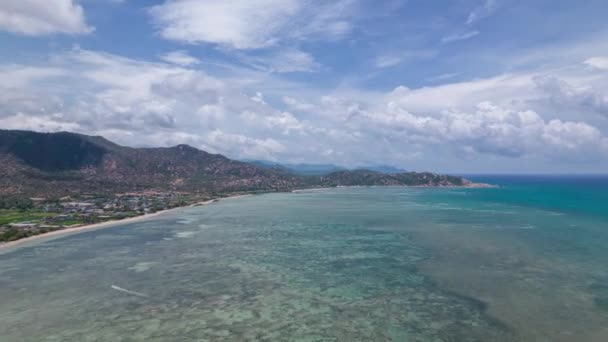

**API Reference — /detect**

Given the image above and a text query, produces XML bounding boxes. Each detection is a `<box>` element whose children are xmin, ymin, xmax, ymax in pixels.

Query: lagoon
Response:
<box><xmin>2</xmin><ymin>177</ymin><xmax>608</xmax><ymax>341</ymax></box>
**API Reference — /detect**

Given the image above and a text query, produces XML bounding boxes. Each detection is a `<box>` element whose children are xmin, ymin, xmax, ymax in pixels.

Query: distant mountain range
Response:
<box><xmin>245</xmin><ymin>160</ymin><xmax>408</xmax><ymax>176</ymax></box>
<box><xmin>0</xmin><ymin>130</ymin><xmax>476</xmax><ymax>197</ymax></box>
<box><xmin>245</xmin><ymin>160</ymin><xmax>346</xmax><ymax>176</ymax></box>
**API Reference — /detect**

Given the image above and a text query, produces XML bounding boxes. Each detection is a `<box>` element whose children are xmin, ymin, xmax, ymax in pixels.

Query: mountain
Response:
<box><xmin>244</xmin><ymin>160</ymin><xmax>294</xmax><ymax>174</ymax></box>
<box><xmin>0</xmin><ymin>130</ymin><xmax>301</xmax><ymax>196</ymax></box>
<box><xmin>244</xmin><ymin>160</ymin><xmax>346</xmax><ymax>176</ymax></box>
<box><xmin>357</xmin><ymin>165</ymin><xmax>408</xmax><ymax>174</ymax></box>
<box><xmin>284</xmin><ymin>163</ymin><xmax>347</xmax><ymax>176</ymax></box>
<box><xmin>318</xmin><ymin>169</ymin><xmax>468</xmax><ymax>187</ymax></box>
<box><xmin>0</xmin><ymin>130</ymin><xmax>478</xmax><ymax>197</ymax></box>
<box><xmin>246</xmin><ymin>160</ymin><xmax>407</xmax><ymax>176</ymax></box>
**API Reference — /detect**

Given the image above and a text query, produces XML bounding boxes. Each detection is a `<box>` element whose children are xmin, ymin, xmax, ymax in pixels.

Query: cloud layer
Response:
<box><xmin>149</xmin><ymin>0</ymin><xmax>354</xmax><ymax>49</ymax></box>
<box><xmin>1</xmin><ymin>48</ymin><xmax>607</xmax><ymax>170</ymax></box>
<box><xmin>1</xmin><ymin>0</ymin><xmax>608</xmax><ymax>172</ymax></box>
<box><xmin>0</xmin><ymin>0</ymin><xmax>92</xmax><ymax>36</ymax></box>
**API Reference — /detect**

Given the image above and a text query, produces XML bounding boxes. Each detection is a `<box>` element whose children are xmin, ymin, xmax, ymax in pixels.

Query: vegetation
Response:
<box><xmin>0</xmin><ymin>210</ymin><xmax>55</xmax><ymax>226</ymax></box>
<box><xmin>0</xmin><ymin>129</ymin><xmax>482</xmax><ymax>244</ymax></box>
<box><xmin>0</xmin><ymin>196</ymin><xmax>33</xmax><ymax>210</ymax></box>
<box><xmin>1</xmin><ymin>130</ymin><xmax>474</xmax><ymax>198</ymax></box>
<box><xmin>0</xmin><ymin>191</ymin><xmax>215</xmax><ymax>242</ymax></box>
<box><xmin>0</xmin><ymin>130</ymin><xmax>106</xmax><ymax>171</ymax></box>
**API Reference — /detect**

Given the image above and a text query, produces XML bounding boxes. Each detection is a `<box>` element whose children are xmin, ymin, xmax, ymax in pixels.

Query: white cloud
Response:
<box><xmin>149</xmin><ymin>0</ymin><xmax>298</xmax><ymax>49</ymax></box>
<box><xmin>0</xmin><ymin>113</ymin><xmax>81</xmax><ymax>132</ymax></box>
<box><xmin>283</xmin><ymin>96</ymin><xmax>315</xmax><ymax>111</ymax></box>
<box><xmin>428</xmin><ymin>72</ymin><xmax>461</xmax><ymax>82</ymax></box>
<box><xmin>243</xmin><ymin>48</ymin><xmax>321</xmax><ymax>73</ymax></box>
<box><xmin>267</xmin><ymin>49</ymin><xmax>320</xmax><ymax>73</ymax></box>
<box><xmin>584</xmin><ymin>57</ymin><xmax>608</xmax><ymax>70</ymax></box>
<box><xmin>0</xmin><ymin>49</ymin><xmax>321</xmax><ymax>161</ymax></box>
<box><xmin>441</xmin><ymin>30</ymin><xmax>479</xmax><ymax>44</ymax></box>
<box><xmin>0</xmin><ymin>66</ymin><xmax>67</xmax><ymax>115</ymax></box>
<box><xmin>290</xmin><ymin>0</ymin><xmax>355</xmax><ymax>41</ymax></box>
<box><xmin>375</xmin><ymin>56</ymin><xmax>403</xmax><ymax>69</ymax></box>
<box><xmin>377</xmin><ymin>70</ymin><xmax>608</xmax><ymax>121</ymax></box>
<box><xmin>148</xmin><ymin>0</ymin><xmax>356</xmax><ymax>49</ymax></box>
<box><xmin>381</xmin><ymin>73</ymin><xmax>534</xmax><ymax>113</ymax></box>
<box><xmin>1</xmin><ymin>48</ymin><xmax>608</xmax><ymax>170</ymax></box>
<box><xmin>374</xmin><ymin>50</ymin><xmax>438</xmax><ymax>69</ymax></box>
<box><xmin>359</xmin><ymin>100</ymin><xmax>608</xmax><ymax>159</ymax></box>
<box><xmin>466</xmin><ymin>0</ymin><xmax>497</xmax><ymax>25</ymax></box>
<box><xmin>265</xmin><ymin>111</ymin><xmax>305</xmax><ymax>135</ymax></box>
<box><xmin>160</xmin><ymin>50</ymin><xmax>200</xmax><ymax>66</ymax></box>
<box><xmin>206</xmin><ymin>130</ymin><xmax>286</xmax><ymax>159</ymax></box>
<box><xmin>0</xmin><ymin>65</ymin><xmax>65</xmax><ymax>88</ymax></box>
<box><xmin>534</xmin><ymin>75</ymin><xmax>608</xmax><ymax>117</ymax></box>
<box><xmin>0</xmin><ymin>0</ymin><xmax>92</xmax><ymax>36</ymax></box>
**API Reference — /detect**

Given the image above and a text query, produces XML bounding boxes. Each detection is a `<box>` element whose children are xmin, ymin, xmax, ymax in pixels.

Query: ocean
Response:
<box><xmin>1</xmin><ymin>175</ymin><xmax>608</xmax><ymax>341</ymax></box>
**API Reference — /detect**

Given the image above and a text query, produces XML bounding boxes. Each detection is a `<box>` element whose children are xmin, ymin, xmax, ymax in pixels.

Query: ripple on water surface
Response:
<box><xmin>1</xmin><ymin>186</ymin><xmax>608</xmax><ymax>341</ymax></box>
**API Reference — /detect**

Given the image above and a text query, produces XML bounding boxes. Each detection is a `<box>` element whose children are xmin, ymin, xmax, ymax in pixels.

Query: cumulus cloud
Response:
<box><xmin>160</xmin><ymin>51</ymin><xmax>201</xmax><ymax>66</ymax></box>
<box><xmin>0</xmin><ymin>113</ymin><xmax>81</xmax><ymax>132</ymax></box>
<box><xmin>1</xmin><ymin>48</ymin><xmax>607</xmax><ymax>168</ymax></box>
<box><xmin>380</xmin><ymin>74</ymin><xmax>534</xmax><ymax>113</ymax></box>
<box><xmin>0</xmin><ymin>0</ymin><xmax>92</xmax><ymax>36</ymax></box>
<box><xmin>206</xmin><ymin>130</ymin><xmax>286</xmax><ymax>160</ymax></box>
<box><xmin>149</xmin><ymin>0</ymin><xmax>298</xmax><ymax>49</ymax></box>
<box><xmin>0</xmin><ymin>65</ymin><xmax>67</xmax><ymax>116</ymax></box>
<box><xmin>148</xmin><ymin>0</ymin><xmax>355</xmax><ymax>49</ymax></box>
<box><xmin>0</xmin><ymin>49</ymin><xmax>319</xmax><ymax>160</ymax></box>
<box><xmin>359</xmin><ymin>100</ymin><xmax>608</xmax><ymax>159</ymax></box>
<box><xmin>283</xmin><ymin>96</ymin><xmax>315</xmax><ymax>111</ymax></box>
<box><xmin>534</xmin><ymin>75</ymin><xmax>608</xmax><ymax>117</ymax></box>
<box><xmin>584</xmin><ymin>57</ymin><xmax>608</xmax><ymax>70</ymax></box>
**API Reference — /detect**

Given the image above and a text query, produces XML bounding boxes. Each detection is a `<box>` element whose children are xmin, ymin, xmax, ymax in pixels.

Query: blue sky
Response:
<box><xmin>1</xmin><ymin>0</ymin><xmax>608</xmax><ymax>173</ymax></box>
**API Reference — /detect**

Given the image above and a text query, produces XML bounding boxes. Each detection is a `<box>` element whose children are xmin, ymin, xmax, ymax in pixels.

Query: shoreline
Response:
<box><xmin>291</xmin><ymin>182</ymin><xmax>497</xmax><ymax>192</ymax></box>
<box><xmin>0</xmin><ymin>194</ymin><xmax>251</xmax><ymax>252</ymax></box>
<box><xmin>0</xmin><ymin>183</ymin><xmax>492</xmax><ymax>251</ymax></box>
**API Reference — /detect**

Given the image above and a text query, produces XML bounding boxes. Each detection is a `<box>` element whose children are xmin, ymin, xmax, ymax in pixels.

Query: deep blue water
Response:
<box><xmin>466</xmin><ymin>174</ymin><xmax>608</xmax><ymax>218</ymax></box>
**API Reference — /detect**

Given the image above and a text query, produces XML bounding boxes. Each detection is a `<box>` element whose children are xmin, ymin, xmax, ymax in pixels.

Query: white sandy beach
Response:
<box><xmin>0</xmin><ymin>194</ymin><xmax>251</xmax><ymax>252</ymax></box>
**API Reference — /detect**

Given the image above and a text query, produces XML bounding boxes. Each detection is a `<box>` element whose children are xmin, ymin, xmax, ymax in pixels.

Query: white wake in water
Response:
<box><xmin>111</xmin><ymin>285</ymin><xmax>149</xmax><ymax>298</ymax></box>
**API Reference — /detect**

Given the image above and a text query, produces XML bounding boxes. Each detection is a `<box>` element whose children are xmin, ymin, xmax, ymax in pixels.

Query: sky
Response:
<box><xmin>1</xmin><ymin>0</ymin><xmax>608</xmax><ymax>173</ymax></box>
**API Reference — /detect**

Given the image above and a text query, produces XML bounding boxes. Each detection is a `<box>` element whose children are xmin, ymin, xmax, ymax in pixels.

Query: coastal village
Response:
<box><xmin>0</xmin><ymin>192</ymin><xmax>211</xmax><ymax>242</ymax></box>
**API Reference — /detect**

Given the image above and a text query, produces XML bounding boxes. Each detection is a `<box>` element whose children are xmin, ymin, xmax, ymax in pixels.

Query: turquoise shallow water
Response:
<box><xmin>1</xmin><ymin>176</ymin><xmax>608</xmax><ymax>341</ymax></box>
